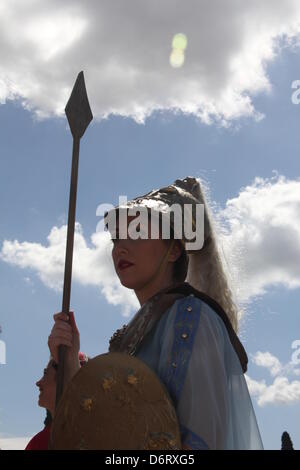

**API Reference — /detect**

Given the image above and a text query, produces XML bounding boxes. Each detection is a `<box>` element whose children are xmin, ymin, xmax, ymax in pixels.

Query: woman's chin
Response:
<box><xmin>119</xmin><ymin>278</ymin><xmax>138</xmax><ymax>289</ymax></box>
<box><xmin>119</xmin><ymin>274</ymin><xmax>144</xmax><ymax>291</ymax></box>
<box><xmin>38</xmin><ymin>397</ymin><xmax>44</xmax><ymax>407</ymax></box>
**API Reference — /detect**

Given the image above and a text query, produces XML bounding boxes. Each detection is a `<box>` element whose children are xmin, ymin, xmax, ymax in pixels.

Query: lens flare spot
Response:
<box><xmin>170</xmin><ymin>49</ymin><xmax>185</xmax><ymax>68</ymax></box>
<box><xmin>172</xmin><ymin>33</ymin><xmax>188</xmax><ymax>51</ymax></box>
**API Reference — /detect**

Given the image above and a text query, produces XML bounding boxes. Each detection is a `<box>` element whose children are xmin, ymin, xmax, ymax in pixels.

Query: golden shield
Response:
<box><xmin>50</xmin><ymin>352</ymin><xmax>181</xmax><ymax>450</ymax></box>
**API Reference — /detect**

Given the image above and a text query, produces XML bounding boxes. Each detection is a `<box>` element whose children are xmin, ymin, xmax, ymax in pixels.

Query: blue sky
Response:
<box><xmin>1</xmin><ymin>0</ymin><xmax>300</xmax><ymax>450</ymax></box>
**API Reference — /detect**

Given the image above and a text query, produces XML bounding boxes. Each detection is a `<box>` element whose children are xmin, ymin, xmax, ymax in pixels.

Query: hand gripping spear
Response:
<box><xmin>55</xmin><ymin>71</ymin><xmax>93</xmax><ymax>408</ymax></box>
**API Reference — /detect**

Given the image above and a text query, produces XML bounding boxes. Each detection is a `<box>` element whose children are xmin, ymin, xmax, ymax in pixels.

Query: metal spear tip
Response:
<box><xmin>65</xmin><ymin>71</ymin><xmax>93</xmax><ymax>139</ymax></box>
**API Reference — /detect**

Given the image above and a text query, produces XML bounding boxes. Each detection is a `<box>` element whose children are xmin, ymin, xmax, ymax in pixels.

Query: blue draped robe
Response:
<box><xmin>135</xmin><ymin>294</ymin><xmax>264</xmax><ymax>450</ymax></box>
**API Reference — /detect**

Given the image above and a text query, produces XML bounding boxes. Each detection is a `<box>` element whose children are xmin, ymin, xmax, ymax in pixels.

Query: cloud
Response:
<box><xmin>250</xmin><ymin>350</ymin><xmax>300</xmax><ymax>377</ymax></box>
<box><xmin>251</xmin><ymin>351</ymin><xmax>283</xmax><ymax>377</ymax></box>
<box><xmin>246</xmin><ymin>350</ymin><xmax>300</xmax><ymax>406</ymax></box>
<box><xmin>1</xmin><ymin>0</ymin><xmax>300</xmax><ymax>124</ymax></box>
<box><xmin>1</xmin><ymin>173</ymin><xmax>300</xmax><ymax>316</ymax></box>
<box><xmin>219</xmin><ymin>173</ymin><xmax>300</xmax><ymax>304</ymax></box>
<box><xmin>0</xmin><ymin>223</ymin><xmax>138</xmax><ymax>317</ymax></box>
<box><xmin>0</xmin><ymin>436</ymin><xmax>31</xmax><ymax>450</ymax></box>
<box><xmin>246</xmin><ymin>375</ymin><xmax>300</xmax><ymax>406</ymax></box>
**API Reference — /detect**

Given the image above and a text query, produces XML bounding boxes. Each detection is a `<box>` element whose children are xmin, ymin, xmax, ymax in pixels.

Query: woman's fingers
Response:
<box><xmin>48</xmin><ymin>310</ymin><xmax>80</xmax><ymax>366</ymax></box>
<box><xmin>52</xmin><ymin>320</ymin><xmax>72</xmax><ymax>334</ymax></box>
<box><xmin>53</xmin><ymin>312</ymin><xmax>70</xmax><ymax>322</ymax></box>
<box><xmin>48</xmin><ymin>334</ymin><xmax>72</xmax><ymax>362</ymax></box>
<box><xmin>48</xmin><ymin>318</ymin><xmax>74</xmax><ymax>359</ymax></box>
<box><xmin>47</xmin><ymin>310</ymin><xmax>80</xmax><ymax>384</ymax></box>
<box><xmin>50</xmin><ymin>329</ymin><xmax>73</xmax><ymax>342</ymax></box>
<box><xmin>53</xmin><ymin>311</ymin><xmax>79</xmax><ymax>337</ymax></box>
<box><xmin>48</xmin><ymin>327</ymin><xmax>73</xmax><ymax>343</ymax></box>
<box><xmin>48</xmin><ymin>335</ymin><xmax>72</xmax><ymax>349</ymax></box>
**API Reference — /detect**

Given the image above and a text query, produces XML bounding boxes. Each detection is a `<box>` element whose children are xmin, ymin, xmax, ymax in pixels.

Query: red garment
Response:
<box><xmin>25</xmin><ymin>425</ymin><xmax>51</xmax><ymax>450</ymax></box>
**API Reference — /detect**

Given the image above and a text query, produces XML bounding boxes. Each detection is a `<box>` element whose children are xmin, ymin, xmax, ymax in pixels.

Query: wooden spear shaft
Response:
<box><xmin>55</xmin><ymin>71</ymin><xmax>93</xmax><ymax>409</ymax></box>
<box><xmin>55</xmin><ymin>136</ymin><xmax>80</xmax><ymax>407</ymax></box>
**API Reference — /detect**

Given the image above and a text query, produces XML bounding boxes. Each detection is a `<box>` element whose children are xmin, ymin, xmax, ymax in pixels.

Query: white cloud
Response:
<box><xmin>246</xmin><ymin>350</ymin><xmax>300</xmax><ymax>406</ymax></box>
<box><xmin>1</xmin><ymin>0</ymin><xmax>300</xmax><ymax>123</ymax></box>
<box><xmin>0</xmin><ymin>436</ymin><xmax>31</xmax><ymax>450</ymax></box>
<box><xmin>246</xmin><ymin>374</ymin><xmax>300</xmax><ymax>406</ymax></box>
<box><xmin>219</xmin><ymin>173</ymin><xmax>300</xmax><ymax>304</ymax></box>
<box><xmin>251</xmin><ymin>351</ymin><xmax>283</xmax><ymax>377</ymax></box>
<box><xmin>245</xmin><ymin>374</ymin><xmax>268</xmax><ymax>399</ymax></box>
<box><xmin>250</xmin><ymin>350</ymin><xmax>300</xmax><ymax>378</ymax></box>
<box><xmin>0</xmin><ymin>223</ymin><xmax>138</xmax><ymax>317</ymax></box>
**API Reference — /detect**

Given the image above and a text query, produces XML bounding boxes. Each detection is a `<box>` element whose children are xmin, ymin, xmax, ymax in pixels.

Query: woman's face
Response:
<box><xmin>111</xmin><ymin>214</ymin><xmax>178</xmax><ymax>292</ymax></box>
<box><xmin>36</xmin><ymin>360</ymin><xmax>56</xmax><ymax>413</ymax></box>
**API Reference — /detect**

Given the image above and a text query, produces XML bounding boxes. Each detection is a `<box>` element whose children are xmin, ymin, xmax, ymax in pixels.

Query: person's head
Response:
<box><xmin>109</xmin><ymin>212</ymin><xmax>187</xmax><ymax>304</ymax></box>
<box><xmin>36</xmin><ymin>352</ymin><xmax>89</xmax><ymax>423</ymax></box>
<box><xmin>36</xmin><ymin>359</ymin><xmax>57</xmax><ymax>418</ymax></box>
<box><xmin>105</xmin><ymin>176</ymin><xmax>240</xmax><ymax>333</ymax></box>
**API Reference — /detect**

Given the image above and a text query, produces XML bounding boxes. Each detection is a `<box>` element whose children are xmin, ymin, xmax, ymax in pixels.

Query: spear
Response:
<box><xmin>55</xmin><ymin>71</ymin><xmax>93</xmax><ymax>408</ymax></box>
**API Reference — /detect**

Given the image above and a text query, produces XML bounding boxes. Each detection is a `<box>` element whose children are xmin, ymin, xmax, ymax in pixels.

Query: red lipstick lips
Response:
<box><xmin>118</xmin><ymin>259</ymin><xmax>134</xmax><ymax>270</ymax></box>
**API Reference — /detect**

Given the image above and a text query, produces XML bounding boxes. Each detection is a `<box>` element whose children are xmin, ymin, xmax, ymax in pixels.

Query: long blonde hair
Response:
<box><xmin>186</xmin><ymin>177</ymin><xmax>240</xmax><ymax>334</ymax></box>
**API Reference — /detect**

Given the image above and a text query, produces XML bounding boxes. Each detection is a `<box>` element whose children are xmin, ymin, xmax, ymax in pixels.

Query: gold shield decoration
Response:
<box><xmin>50</xmin><ymin>352</ymin><xmax>181</xmax><ymax>450</ymax></box>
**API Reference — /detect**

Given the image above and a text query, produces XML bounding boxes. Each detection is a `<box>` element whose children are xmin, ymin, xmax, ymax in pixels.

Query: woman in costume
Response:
<box><xmin>48</xmin><ymin>176</ymin><xmax>264</xmax><ymax>450</ymax></box>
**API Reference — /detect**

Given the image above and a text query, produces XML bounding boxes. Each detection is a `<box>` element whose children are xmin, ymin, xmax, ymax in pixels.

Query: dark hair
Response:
<box><xmin>44</xmin><ymin>409</ymin><xmax>52</xmax><ymax>427</ymax></box>
<box><xmin>149</xmin><ymin>211</ymin><xmax>188</xmax><ymax>283</ymax></box>
<box><xmin>167</xmin><ymin>227</ymin><xmax>189</xmax><ymax>283</ymax></box>
<box><xmin>174</xmin><ymin>245</ymin><xmax>189</xmax><ymax>282</ymax></box>
<box><xmin>41</xmin><ymin>360</ymin><xmax>57</xmax><ymax>427</ymax></box>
